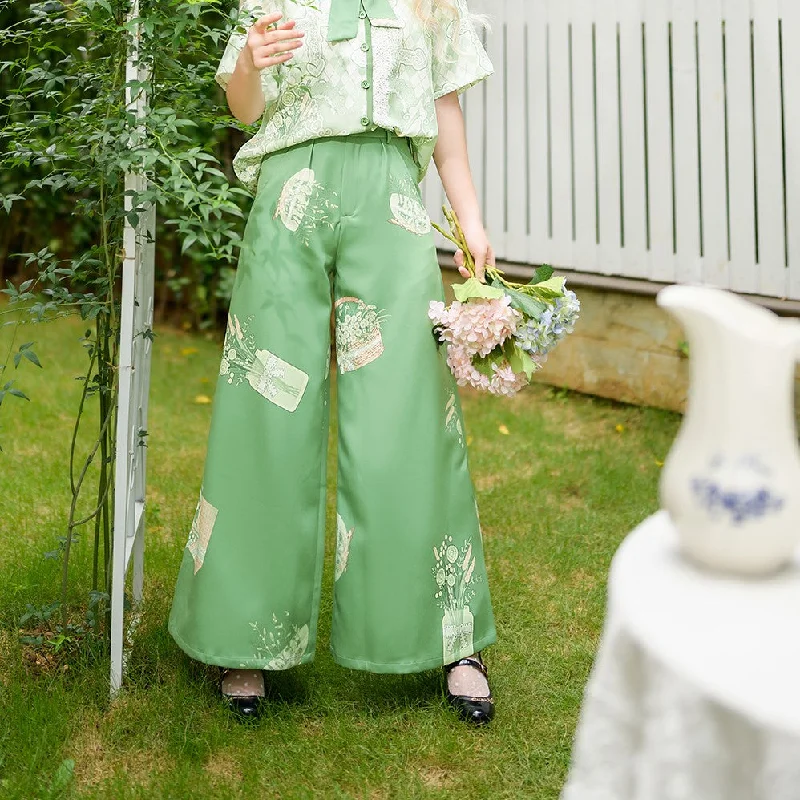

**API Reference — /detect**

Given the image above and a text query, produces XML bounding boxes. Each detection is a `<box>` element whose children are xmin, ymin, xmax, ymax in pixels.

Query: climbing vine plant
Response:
<box><xmin>0</xmin><ymin>0</ymin><xmax>250</xmax><ymax>642</ymax></box>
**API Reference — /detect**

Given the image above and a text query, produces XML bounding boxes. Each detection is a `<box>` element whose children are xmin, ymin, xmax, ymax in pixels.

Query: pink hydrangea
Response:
<box><xmin>428</xmin><ymin>296</ymin><xmax>522</xmax><ymax>357</ymax></box>
<box><xmin>446</xmin><ymin>344</ymin><xmax>490</xmax><ymax>391</ymax></box>
<box><xmin>444</xmin><ymin>344</ymin><xmax>530</xmax><ymax>398</ymax></box>
<box><xmin>430</xmin><ymin>296</ymin><xmax>531</xmax><ymax>398</ymax></box>
<box><xmin>488</xmin><ymin>362</ymin><xmax>530</xmax><ymax>397</ymax></box>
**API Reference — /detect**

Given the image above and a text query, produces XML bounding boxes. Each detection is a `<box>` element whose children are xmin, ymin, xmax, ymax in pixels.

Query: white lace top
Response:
<box><xmin>215</xmin><ymin>0</ymin><xmax>493</xmax><ymax>194</ymax></box>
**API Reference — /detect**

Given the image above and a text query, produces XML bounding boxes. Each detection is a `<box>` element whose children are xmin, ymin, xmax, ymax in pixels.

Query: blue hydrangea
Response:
<box><xmin>514</xmin><ymin>289</ymin><xmax>581</xmax><ymax>357</ymax></box>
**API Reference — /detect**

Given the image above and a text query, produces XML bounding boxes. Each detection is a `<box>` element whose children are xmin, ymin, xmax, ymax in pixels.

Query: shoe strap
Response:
<box><xmin>444</xmin><ymin>656</ymin><xmax>488</xmax><ymax>677</ymax></box>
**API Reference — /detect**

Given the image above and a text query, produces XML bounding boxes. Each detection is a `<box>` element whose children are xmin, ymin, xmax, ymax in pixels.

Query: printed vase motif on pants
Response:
<box><xmin>434</xmin><ymin>536</ymin><xmax>478</xmax><ymax>662</ymax></box>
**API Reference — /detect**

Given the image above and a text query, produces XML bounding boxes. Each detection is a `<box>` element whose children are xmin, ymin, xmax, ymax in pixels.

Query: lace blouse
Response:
<box><xmin>215</xmin><ymin>0</ymin><xmax>493</xmax><ymax>194</ymax></box>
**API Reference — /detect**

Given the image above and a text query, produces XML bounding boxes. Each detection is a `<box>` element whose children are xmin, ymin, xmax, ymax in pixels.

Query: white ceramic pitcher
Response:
<box><xmin>657</xmin><ymin>285</ymin><xmax>800</xmax><ymax>575</ymax></box>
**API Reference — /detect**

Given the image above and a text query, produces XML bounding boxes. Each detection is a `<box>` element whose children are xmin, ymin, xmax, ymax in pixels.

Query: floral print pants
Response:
<box><xmin>168</xmin><ymin>131</ymin><xmax>496</xmax><ymax>673</ymax></box>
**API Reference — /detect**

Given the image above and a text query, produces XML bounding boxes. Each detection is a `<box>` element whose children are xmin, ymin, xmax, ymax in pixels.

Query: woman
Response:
<box><xmin>169</xmin><ymin>0</ymin><xmax>498</xmax><ymax>725</ymax></box>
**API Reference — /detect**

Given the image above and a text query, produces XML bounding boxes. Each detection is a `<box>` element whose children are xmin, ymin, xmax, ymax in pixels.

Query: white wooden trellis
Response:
<box><xmin>110</xmin><ymin>0</ymin><xmax>155</xmax><ymax>696</ymax></box>
<box><xmin>424</xmin><ymin>0</ymin><xmax>800</xmax><ymax>302</ymax></box>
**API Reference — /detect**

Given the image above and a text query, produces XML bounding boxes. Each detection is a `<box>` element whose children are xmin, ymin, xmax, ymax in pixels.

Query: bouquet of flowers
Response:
<box><xmin>429</xmin><ymin>208</ymin><xmax>580</xmax><ymax>397</ymax></box>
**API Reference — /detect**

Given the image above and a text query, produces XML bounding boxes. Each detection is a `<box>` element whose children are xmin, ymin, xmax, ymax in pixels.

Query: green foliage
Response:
<box><xmin>499</xmin><ymin>284</ymin><xmax>547</xmax><ymax>319</ymax></box>
<box><xmin>0</xmin><ymin>0</ymin><xmax>251</xmax><ymax>326</ymax></box>
<box><xmin>0</xmin><ymin>0</ymin><xmax>249</xmax><ymax>634</ymax></box>
<box><xmin>529</xmin><ymin>264</ymin><xmax>554</xmax><ymax>284</ymax></box>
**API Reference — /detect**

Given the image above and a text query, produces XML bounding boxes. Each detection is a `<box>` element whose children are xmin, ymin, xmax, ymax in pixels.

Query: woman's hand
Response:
<box><xmin>454</xmin><ymin>220</ymin><xmax>495</xmax><ymax>283</ymax></box>
<box><xmin>227</xmin><ymin>12</ymin><xmax>302</xmax><ymax>125</ymax></box>
<box><xmin>242</xmin><ymin>12</ymin><xmax>305</xmax><ymax>71</ymax></box>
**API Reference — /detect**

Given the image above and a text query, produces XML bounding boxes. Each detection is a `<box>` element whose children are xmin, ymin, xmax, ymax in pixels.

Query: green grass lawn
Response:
<box><xmin>0</xmin><ymin>306</ymin><xmax>680</xmax><ymax>799</ymax></box>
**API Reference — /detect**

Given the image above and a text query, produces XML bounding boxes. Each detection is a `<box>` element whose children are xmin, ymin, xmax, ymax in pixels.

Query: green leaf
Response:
<box><xmin>500</xmin><ymin>339</ymin><xmax>537</xmax><ymax>379</ymax></box>
<box><xmin>504</xmin><ymin>288</ymin><xmax>547</xmax><ymax>320</ymax></box>
<box><xmin>16</xmin><ymin>344</ymin><xmax>42</xmax><ymax>368</ymax></box>
<box><xmin>518</xmin><ymin>349</ymin><xmax>538</xmax><ymax>379</ymax></box>
<box><xmin>530</xmin><ymin>276</ymin><xmax>566</xmax><ymax>299</ymax></box>
<box><xmin>8</xmin><ymin>389</ymin><xmax>30</xmax><ymax>401</ymax></box>
<box><xmin>453</xmin><ymin>277</ymin><xmax>505</xmax><ymax>302</ymax></box>
<box><xmin>50</xmin><ymin>759</ymin><xmax>75</xmax><ymax>792</ymax></box>
<box><xmin>473</xmin><ymin>344</ymin><xmax>505</xmax><ymax>378</ymax></box>
<box><xmin>22</xmin><ymin>349</ymin><xmax>42</xmax><ymax>368</ymax></box>
<box><xmin>472</xmin><ymin>354</ymin><xmax>496</xmax><ymax>378</ymax></box>
<box><xmin>529</xmin><ymin>265</ymin><xmax>554</xmax><ymax>284</ymax></box>
<box><xmin>506</xmin><ymin>347</ymin><xmax>523</xmax><ymax>374</ymax></box>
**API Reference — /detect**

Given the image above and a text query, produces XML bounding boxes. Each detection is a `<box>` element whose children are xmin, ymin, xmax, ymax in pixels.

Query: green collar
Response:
<box><xmin>327</xmin><ymin>0</ymin><xmax>396</xmax><ymax>42</ymax></box>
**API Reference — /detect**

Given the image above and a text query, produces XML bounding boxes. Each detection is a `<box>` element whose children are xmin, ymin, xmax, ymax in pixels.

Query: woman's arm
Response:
<box><xmin>226</xmin><ymin>12</ymin><xmax>304</xmax><ymax>125</ymax></box>
<box><xmin>433</xmin><ymin>91</ymin><xmax>494</xmax><ymax>282</ymax></box>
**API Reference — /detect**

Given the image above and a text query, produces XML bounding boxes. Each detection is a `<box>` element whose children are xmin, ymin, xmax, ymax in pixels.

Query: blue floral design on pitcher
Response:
<box><xmin>691</xmin><ymin>478</ymin><xmax>785</xmax><ymax>525</ymax></box>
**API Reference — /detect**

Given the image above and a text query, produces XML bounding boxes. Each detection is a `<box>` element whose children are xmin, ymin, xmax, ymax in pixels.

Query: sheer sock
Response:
<box><xmin>446</xmin><ymin>655</ymin><xmax>491</xmax><ymax>698</ymax></box>
<box><xmin>221</xmin><ymin>669</ymin><xmax>265</xmax><ymax>698</ymax></box>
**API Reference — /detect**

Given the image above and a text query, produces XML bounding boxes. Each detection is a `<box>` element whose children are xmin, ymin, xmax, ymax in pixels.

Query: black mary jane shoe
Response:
<box><xmin>444</xmin><ymin>654</ymin><xmax>495</xmax><ymax>725</ymax></box>
<box><xmin>220</xmin><ymin>669</ymin><xmax>265</xmax><ymax>720</ymax></box>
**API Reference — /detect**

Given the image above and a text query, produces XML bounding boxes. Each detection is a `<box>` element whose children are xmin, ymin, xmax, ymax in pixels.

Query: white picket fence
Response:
<box><xmin>423</xmin><ymin>0</ymin><xmax>800</xmax><ymax>301</ymax></box>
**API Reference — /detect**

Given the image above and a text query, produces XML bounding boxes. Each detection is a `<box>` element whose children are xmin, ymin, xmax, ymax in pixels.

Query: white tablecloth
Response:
<box><xmin>561</xmin><ymin>512</ymin><xmax>800</xmax><ymax>800</ymax></box>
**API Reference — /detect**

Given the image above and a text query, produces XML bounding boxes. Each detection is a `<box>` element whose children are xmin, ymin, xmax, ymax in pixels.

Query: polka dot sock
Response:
<box><xmin>221</xmin><ymin>669</ymin><xmax>265</xmax><ymax>698</ymax></box>
<box><xmin>446</xmin><ymin>656</ymin><xmax>491</xmax><ymax>698</ymax></box>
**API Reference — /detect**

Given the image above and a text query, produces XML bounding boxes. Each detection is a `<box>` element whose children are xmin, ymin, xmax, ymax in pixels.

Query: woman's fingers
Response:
<box><xmin>257</xmin><ymin>51</ymin><xmax>296</xmax><ymax>68</ymax></box>
<box><xmin>257</xmin><ymin>38</ymin><xmax>303</xmax><ymax>57</ymax></box>
<box><xmin>251</xmin><ymin>29</ymin><xmax>304</xmax><ymax>50</ymax></box>
<box><xmin>263</xmin><ymin>28</ymin><xmax>304</xmax><ymax>43</ymax></box>
<box><xmin>249</xmin><ymin>18</ymin><xmax>304</xmax><ymax>67</ymax></box>
<box><xmin>251</xmin><ymin>15</ymin><xmax>304</xmax><ymax>46</ymax></box>
<box><xmin>454</xmin><ymin>250</ymin><xmax>470</xmax><ymax>279</ymax></box>
<box><xmin>253</xmin><ymin>11</ymin><xmax>283</xmax><ymax>31</ymax></box>
<box><xmin>252</xmin><ymin>42</ymin><xmax>303</xmax><ymax>69</ymax></box>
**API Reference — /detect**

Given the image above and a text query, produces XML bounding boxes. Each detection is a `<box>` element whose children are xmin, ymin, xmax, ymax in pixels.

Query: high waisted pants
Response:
<box><xmin>168</xmin><ymin>130</ymin><xmax>496</xmax><ymax>673</ymax></box>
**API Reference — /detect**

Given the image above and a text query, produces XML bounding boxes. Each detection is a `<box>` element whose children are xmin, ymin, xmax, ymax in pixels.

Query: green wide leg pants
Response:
<box><xmin>168</xmin><ymin>130</ymin><xmax>496</xmax><ymax>673</ymax></box>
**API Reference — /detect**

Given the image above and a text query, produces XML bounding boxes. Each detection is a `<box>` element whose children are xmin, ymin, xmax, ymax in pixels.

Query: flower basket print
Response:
<box><xmin>334</xmin><ymin>297</ymin><xmax>390</xmax><ymax>374</ymax></box>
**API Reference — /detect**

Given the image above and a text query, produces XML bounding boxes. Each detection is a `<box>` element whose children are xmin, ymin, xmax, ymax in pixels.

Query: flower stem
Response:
<box><xmin>434</xmin><ymin>207</ymin><xmax>535</xmax><ymax>290</ymax></box>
